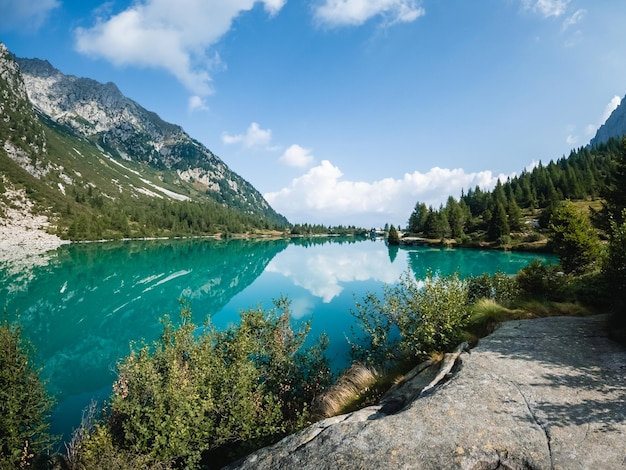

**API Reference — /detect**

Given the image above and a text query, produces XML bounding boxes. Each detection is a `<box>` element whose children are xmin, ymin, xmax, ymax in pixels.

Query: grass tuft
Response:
<box><xmin>311</xmin><ymin>363</ymin><xmax>381</xmax><ymax>419</ymax></box>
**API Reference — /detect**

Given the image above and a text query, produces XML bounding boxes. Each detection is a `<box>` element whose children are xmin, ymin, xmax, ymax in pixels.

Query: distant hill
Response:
<box><xmin>590</xmin><ymin>95</ymin><xmax>626</xmax><ymax>147</ymax></box>
<box><xmin>0</xmin><ymin>41</ymin><xmax>288</xmax><ymax>240</ymax></box>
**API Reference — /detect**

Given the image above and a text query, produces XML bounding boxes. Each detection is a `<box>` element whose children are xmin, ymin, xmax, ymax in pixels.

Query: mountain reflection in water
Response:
<box><xmin>0</xmin><ymin>237</ymin><xmax>554</xmax><ymax>439</ymax></box>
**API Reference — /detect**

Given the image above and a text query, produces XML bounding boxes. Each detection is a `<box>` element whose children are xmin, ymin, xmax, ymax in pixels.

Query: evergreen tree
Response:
<box><xmin>507</xmin><ymin>195</ymin><xmax>523</xmax><ymax>231</ymax></box>
<box><xmin>0</xmin><ymin>321</ymin><xmax>54</xmax><ymax>467</ymax></box>
<box><xmin>488</xmin><ymin>202</ymin><xmax>510</xmax><ymax>242</ymax></box>
<box><xmin>445</xmin><ymin>196</ymin><xmax>466</xmax><ymax>239</ymax></box>
<box><xmin>603</xmin><ymin>209</ymin><xmax>626</xmax><ymax>326</ymax></box>
<box><xmin>549</xmin><ymin>201</ymin><xmax>601</xmax><ymax>274</ymax></box>
<box><xmin>387</xmin><ymin>224</ymin><xmax>400</xmax><ymax>245</ymax></box>
<box><xmin>603</xmin><ymin>136</ymin><xmax>626</xmax><ymax>225</ymax></box>
<box><xmin>408</xmin><ymin>202</ymin><xmax>428</xmax><ymax>233</ymax></box>
<box><xmin>424</xmin><ymin>207</ymin><xmax>450</xmax><ymax>239</ymax></box>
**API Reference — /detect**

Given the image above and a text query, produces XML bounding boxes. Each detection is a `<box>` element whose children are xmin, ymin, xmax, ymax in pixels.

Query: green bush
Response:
<box><xmin>76</xmin><ymin>300</ymin><xmax>331</xmax><ymax>469</ymax></box>
<box><xmin>0</xmin><ymin>319</ymin><xmax>55</xmax><ymax>469</ymax></box>
<box><xmin>548</xmin><ymin>201</ymin><xmax>602</xmax><ymax>274</ymax></box>
<box><xmin>603</xmin><ymin>210</ymin><xmax>626</xmax><ymax>333</ymax></box>
<box><xmin>516</xmin><ymin>259</ymin><xmax>570</xmax><ymax>302</ymax></box>
<box><xmin>467</xmin><ymin>271</ymin><xmax>519</xmax><ymax>307</ymax></box>
<box><xmin>351</xmin><ymin>271</ymin><xmax>470</xmax><ymax>364</ymax></box>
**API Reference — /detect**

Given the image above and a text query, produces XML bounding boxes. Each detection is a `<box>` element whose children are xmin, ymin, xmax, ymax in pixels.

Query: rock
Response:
<box><xmin>225</xmin><ymin>315</ymin><xmax>626</xmax><ymax>470</ymax></box>
<box><xmin>590</xmin><ymin>95</ymin><xmax>626</xmax><ymax>147</ymax></box>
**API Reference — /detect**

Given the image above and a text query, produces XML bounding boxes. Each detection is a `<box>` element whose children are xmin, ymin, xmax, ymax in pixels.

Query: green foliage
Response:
<box><xmin>466</xmin><ymin>271</ymin><xmax>520</xmax><ymax>307</ymax></box>
<box><xmin>516</xmin><ymin>259</ymin><xmax>569</xmax><ymax>301</ymax></box>
<box><xmin>350</xmin><ymin>272</ymin><xmax>470</xmax><ymax>364</ymax></box>
<box><xmin>77</xmin><ymin>300</ymin><xmax>331</xmax><ymax>469</ymax></box>
<box><xmin>601</xmin><ymin>137</ymin><xmax>626</xmax><ymax>226</ymax></box>
<box><xmin>488</xmin><ymin>201</ymin><xmax>510</xmax><ymax>242</ymax></box>
<box><xmin>0</xmin><ymin>319</ymin><xmax>54</xmax><ymax>468</ymax></box>
<box><xmin>387</xmin><ymin>225</ymin><xmax>400</xmax><ymax>245</ymax></box>
<box><xmin>603</xmin><ymin>210</ymin><xmax>626</xmax><ymax>327</ymax></box>
<box><xmin>408</xmin><ymin>202</ymin><xmax>428</xmax><ymax>233</ymax></box>
<box><xmin>548</xmin><ymin>200</ymin><xmax>602</xmax><ymax>274</ymax></box>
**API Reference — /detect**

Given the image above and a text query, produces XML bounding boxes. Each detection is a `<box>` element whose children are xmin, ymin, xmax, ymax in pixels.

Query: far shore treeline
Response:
<box><xmin>2</xmin><ymin>136</ymin><xmax>626</xmax><ymax>468</ymax></box>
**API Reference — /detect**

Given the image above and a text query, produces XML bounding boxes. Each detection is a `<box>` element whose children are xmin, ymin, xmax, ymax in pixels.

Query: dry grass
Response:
<box><xmin>516</xmin><ymin>300</ymin><xmax>593</xmax><ymax>317</ymax></box>
<box><xmin>464</xmin><ymin>298</ymin><xmax>595</xmax><ymax>345</ymax></box>
<box><xmin>312</xmin><ymin>363</ymin><xmax>381</xmax><ymax>419</ymax></box>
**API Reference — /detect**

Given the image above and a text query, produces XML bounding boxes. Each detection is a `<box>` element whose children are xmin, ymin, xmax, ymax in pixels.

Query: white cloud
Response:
<box><xmin>601</xmin><ymin>95</ymin><xmax>622</xmax><ymax>123</ymax></box>
<box><xmin>0</xmin><ymin>0</ymin><xmax>60</xmax><ymax>32</ymax></box>
<box><xmin>314</xmin><ymin>0</ymin><xmax>425</xmax><ymax>27</ymax></box>
<box><xmin>561</xmin><ymin>8</ymin><xmax>585</xmax><ymax>30</ymax></box>
<box><xmin>222</xmin><ymin>122</ymin><xmax>274</xmax><ymax>148</ymax></box>
<box><xmin>566</xmin><ymin>134</ymin><xmax>578</xmax><ymax>146</ymax></box>
<box><xmin>585</xmin><ymin>95</ymin><xmax>622</xmax><ymax>137</ymax></box>
<box><xmin>267</xmin><ymin>243</ymin><xmax>406</xmax><ymax>302</ymax></box>
<box><xmin>188</xmin><ymin>95</ymin><xmax>208</xmax><ymax>112</ymax></box>
<box><xmin>265</xmin><ymin>160</ymin><xmax>511</xmax><ymax>227</ymax></box>
<box><xmin>522</xmin><ymin>0</ymin><xmax>570</xmax><ymax>18</ymax></box>
<box><xmin>279</xmin><ymin>144</ymin><xmax>315</xmax><ymax>168</ymax></box>
<box><xmin>74</xmin><ymin>0</ymin><xmax>285</xmax><ymax>97</ymax></box>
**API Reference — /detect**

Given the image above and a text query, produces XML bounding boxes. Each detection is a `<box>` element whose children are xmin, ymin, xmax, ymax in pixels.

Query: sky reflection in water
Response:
<box><xmin>0</xmin><ymin>237</ymin><xmax>554</xmax><ymax>439</ymax></box>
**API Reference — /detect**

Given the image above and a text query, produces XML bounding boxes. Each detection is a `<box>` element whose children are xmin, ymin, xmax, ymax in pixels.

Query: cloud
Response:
<box><xmin>74</xmin><ymin>0</ymin><xmax>285</xmax><ymax>97</ymax></box>
<box><xmin>561</xmin><ymin>8</ymin><xmax>585</xmax><ymax>30</ymax></box>
<box><xmin>265</xmin><ymin>160</ymin><xmax>511</xmax><ymax>227</ymax></box>
<box><xmin>279</xmin><ymin>144</ymin><xmax>315</xmax><ymax>168</ymax></box>
<box><xmin>0</xmin><ymin>0</ymin><xmax>60</xmax><ymax>32</ymax></box>
<box><xmin>566</xmin><ymin>134</ymin><xmax>578</xmax><ymax>146</ymax></box>
<box><xmin>222</xmin><ymin>122</ymin><xmax>274</xmax><ymax>148</ymax></box>
<box><xmin>585</xmin><ymin>95</ymin><xmax>622</xmax><ymax>137</ymax></box>
<box><xmin>522</xmin><ymin>0</ymin><xmax>570</xmax><ymax>18</ymax></box>
<box><xmin>601</xmin><ymin>95</ymin><xmax>622</xmax><ymax>123</ymax></box>
<box><xmin>267</xmin><ymin>243</ymin><xmax>405</xmax><ymax>302</ymax></box>
<box><xmin>314</xmin><ymin>0</ymin><xmax>425</xmax><ymax>27</ymax></box>
<box><xmin>188</xmin><ymin>95</ymin><xmax>208</xmax><ymax>112</ymax></box>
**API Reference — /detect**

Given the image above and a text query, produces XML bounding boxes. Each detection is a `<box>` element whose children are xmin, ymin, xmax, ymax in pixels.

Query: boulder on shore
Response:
<box><xmin>226</xmin><ymin>315</ymin><xmax>626</xmax><ymax>470</ymax></box>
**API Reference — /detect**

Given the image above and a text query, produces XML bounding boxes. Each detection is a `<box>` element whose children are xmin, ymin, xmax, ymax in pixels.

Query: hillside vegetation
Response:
<box><xmin>405</xmin><ymin>138</ymin><xmax>620</xmax><ymax>249</ymax></box>
<box><xmin>0</xmin><ymin>42</ymin><xmax>289</xmax><ymax>241</ymax></box>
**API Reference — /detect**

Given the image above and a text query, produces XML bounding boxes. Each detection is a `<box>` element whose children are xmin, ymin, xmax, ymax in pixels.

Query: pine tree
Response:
<box><xmin>549</xmin><ymin>201</ymin><xmax>601</xmax><ymax>274</ymax></box>
<box><xmin>603</xmin><ymin>136</ymin><xmax>626</xmax><ymax>225</ymax></box>
<box><xmin>387</xmin><ymin>224</ymin><xmax>400</xmax><ymax>245</ymax></box>
<box><xmin>488</xmin><ymin>202</ymin><xmax>510</xmax><ymax>242</ymax></box>
<box><xmin>408</xmin><ymin>202</ymin><xmax>428</xmax><ymax>233</ymax></box>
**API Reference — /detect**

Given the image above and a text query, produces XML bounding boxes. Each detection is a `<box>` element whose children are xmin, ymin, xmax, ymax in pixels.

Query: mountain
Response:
<box><xmin>590</xmin><ymin>95</ymin><xmax>626</xmax><ymax>147</ymax></box>
<box><xmin>0</xmin><ymin>41</ymin><xmax>288</xmax><ymax>241</ymax></box>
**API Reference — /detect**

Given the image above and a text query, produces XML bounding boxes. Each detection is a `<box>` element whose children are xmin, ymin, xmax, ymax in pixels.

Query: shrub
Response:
<box><xmin>0</xmin><ymin>319</ymin><xmax>55</xmax><ymax>469</ymax></box>
<box><xmin>76</xmin><ymin>300</ymin><xmax>332</xmax><ymax>469</ymax></box>
<box><xmin>548</xmin><ymin>200</ymin><xmax>602</xmax><ymax>274</ymax></box>
<box><xmin>516</xmin><ymin>259</ymin><xmax>570</xmax><ymax>301</ymax></box>
<box><xmin>351</xmin><ymin>271</ymin><xmax>470</xmax><ymax>364</ymax></box>
<box><xmin>467</xmin><ymin>271</ymin><xmax>519</xmax><ymax>307</ymax></box>
<box><xmin>603</xmin><ymin>210</ymin><xmax>626</xmax><ymax>334</ymax></box>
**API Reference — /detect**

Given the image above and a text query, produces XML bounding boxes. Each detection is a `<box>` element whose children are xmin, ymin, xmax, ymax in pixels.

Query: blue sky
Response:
<box><xmin>1</xmin><ymin>0</ymin><xmax>625</xmax><ymax>228</ymax></box>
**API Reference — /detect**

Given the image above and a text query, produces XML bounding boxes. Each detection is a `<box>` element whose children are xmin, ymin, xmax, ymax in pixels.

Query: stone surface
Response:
<box><xmin>226</xmin><ymin>315</ymin><xmax>626</xmax><ymax>470</ymax></box>
<box><xmin>590</xmin><ymin>95</ymin><xmax>626</xmax><ymax>147</ymax></box>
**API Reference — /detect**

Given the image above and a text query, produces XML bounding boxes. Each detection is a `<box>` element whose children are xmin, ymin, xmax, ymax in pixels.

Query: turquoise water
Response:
<box><xmin>0</xmin><ymin>237</ymin><xmax>555</xmax><ymax>440</ymax></box>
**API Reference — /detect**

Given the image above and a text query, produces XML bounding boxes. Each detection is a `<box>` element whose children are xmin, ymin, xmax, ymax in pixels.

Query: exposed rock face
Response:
<box><xmin>227</xmin><ymin>315</ymin><xmax>626</xmax><ymax>469</ymax></box>
<box><xmin>590</xmin><ymin>95</ymin><xmax>626</xmax><ymax>146</ymax></box>
<box><xmin>6</xmin><ymin>49</ymin><xmax>287</xmax><ymax>225</ymax></box>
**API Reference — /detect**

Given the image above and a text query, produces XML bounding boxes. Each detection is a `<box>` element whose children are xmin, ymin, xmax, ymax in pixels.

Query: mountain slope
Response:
<box><xmin>590</xmin><ymin>95</ymin><xmax>626</xmax><ymax>147</ymax></box>
<box><xmin>0</xmin><ymin>41</ymin><xmax>288</xmax><ymax>241</ymax></box>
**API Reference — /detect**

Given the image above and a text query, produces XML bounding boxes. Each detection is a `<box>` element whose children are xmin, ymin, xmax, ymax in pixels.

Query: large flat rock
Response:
<box><xmin>226</xmin><ymin>315</ymin><xmax>626</xmax><ymax>469</ymax></box>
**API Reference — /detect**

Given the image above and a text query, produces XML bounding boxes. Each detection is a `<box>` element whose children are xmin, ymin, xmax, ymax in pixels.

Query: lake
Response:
<box><xmin>0</xmin><ymin>237</ymin><xmax>555</xmax><ymax>440</ymax></box>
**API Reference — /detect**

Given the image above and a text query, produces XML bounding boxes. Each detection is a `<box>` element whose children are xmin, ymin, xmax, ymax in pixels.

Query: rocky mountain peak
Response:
<box><xmin>590</xmin><ymin>95</ymin><xmax>626</xmax><ymax>147</ymax></box>
<box><xmin>1</xmin><ymin>40</ymin><xmax>288</xmax><ymax>227</ymax></box>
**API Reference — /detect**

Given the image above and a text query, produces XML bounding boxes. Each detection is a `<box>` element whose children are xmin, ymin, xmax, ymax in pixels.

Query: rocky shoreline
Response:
<box><xmin>0</xmin><ymin>187</ymin><xmax>69</xmax><ymax>267</ymax></box>
<box><xmin>227</xmin><ymin>315</ymin><xmax>626</xmax><ymax>470</ymax></box>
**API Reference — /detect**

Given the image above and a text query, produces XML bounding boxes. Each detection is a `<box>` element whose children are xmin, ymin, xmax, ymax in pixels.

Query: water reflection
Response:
<box><xmin>266</xmin><ymin>239</ymin><xmax>407</xmax><ymax>303</ymax></box>
<box><xmin>0</xmin><ymin>237</ymin><xmax>554</xmax><ymax>440</ymax></box>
